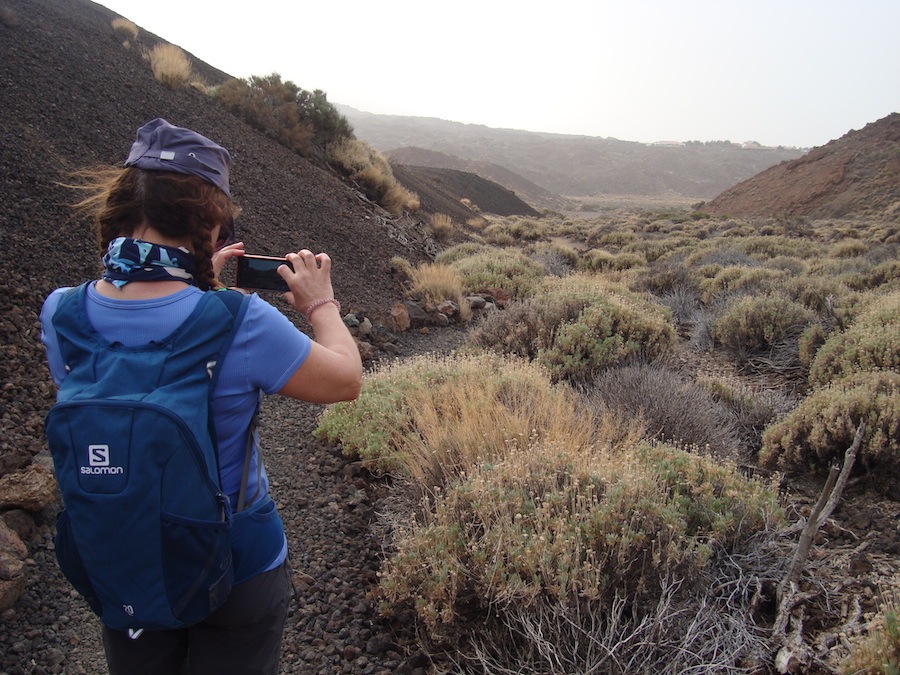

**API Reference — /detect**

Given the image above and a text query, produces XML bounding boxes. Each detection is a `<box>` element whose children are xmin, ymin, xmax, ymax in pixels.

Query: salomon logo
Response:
<box><xmin>89</xmin><ymin>445</ymin><xmax>109</xmax><ymax>466</ymax></box>
<box><xmin>81</xmin><ymin>444</ymin><xmax>124</xmax><ymax>475</ymax></box>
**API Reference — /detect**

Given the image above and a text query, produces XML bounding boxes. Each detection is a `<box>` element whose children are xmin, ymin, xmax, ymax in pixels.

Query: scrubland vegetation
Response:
<box><xmin>322</xmin><ymin>210</ymin><xmax>898</xmax><ymax>672</ymax></box>
<box><xmin>109</xmin><ymin>15</ymin><xmax>897</xmax><ymax>668</ymax></box>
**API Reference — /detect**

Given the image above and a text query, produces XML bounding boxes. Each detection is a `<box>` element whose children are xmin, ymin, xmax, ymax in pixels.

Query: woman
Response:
<box><xmin>40</xmin><ymin>118</ymin><xmax>362</xmax><ymax>674</ymax></box>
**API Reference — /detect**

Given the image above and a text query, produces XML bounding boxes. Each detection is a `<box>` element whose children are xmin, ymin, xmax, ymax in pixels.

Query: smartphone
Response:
<box><xmin>235</xmin><ymin>254</ymin><xmax>293</xmax><ymax>292</ymax></box>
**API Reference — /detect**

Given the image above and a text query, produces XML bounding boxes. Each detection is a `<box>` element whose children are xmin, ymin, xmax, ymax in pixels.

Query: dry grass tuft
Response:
<box><xmin>315</xmin><ymin>352</ymin><xmax>616</xmax><ymax>488</ymax></box>
<box><xmin>430</xmin><ymin>213</ymin><xmax>454</xmax><ymax>241</ymax></box>
<box><xmin>407</xmin><ymin>263</ymin><xmax>472</xmax><ymax>321</ymax></box>
<box><xmin>111</xmin><ymin>17</ymin><xmax>138</xmax><ymax>40</ymax></box>
<box><xmin>327</xmin><ymin>138</ymin><xmax>419</xmax><ymax>214</ymax></box>
<box><xmin>148</xmin><ymin>43</ymin><xmax>193</xmax><ymax>89</ymax></box>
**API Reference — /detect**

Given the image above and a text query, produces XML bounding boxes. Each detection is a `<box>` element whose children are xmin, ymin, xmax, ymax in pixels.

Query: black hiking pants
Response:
<box><xmin>101</xmin><ymin>560</ymin><xmax>293</xmax><ymax>675</ymax></box>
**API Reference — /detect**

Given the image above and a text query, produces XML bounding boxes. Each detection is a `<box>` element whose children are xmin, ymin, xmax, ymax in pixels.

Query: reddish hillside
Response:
<box><xmin>704</xmin><ymin>113</ymin><xmax>899</xmax><ymax>221</ymax></box>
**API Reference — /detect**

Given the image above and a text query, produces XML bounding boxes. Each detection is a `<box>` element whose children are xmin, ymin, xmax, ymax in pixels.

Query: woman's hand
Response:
<box><xmin>212</xmin><ymin>241</ymin><xmax>245</xmax><ymax>278</ymax></box>
<box><xmin>276</xmin><ymin>249</ymin><xmax>362</xmax><ymax>403</ymax></box>
<box><xmin>279</xmin><ymin>249</ymin><xmax>336</xmax><ymax>314</ymax></box>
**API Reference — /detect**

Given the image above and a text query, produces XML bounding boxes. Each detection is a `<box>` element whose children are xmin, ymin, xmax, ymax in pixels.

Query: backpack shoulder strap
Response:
<box><xmin>206</xmin><ymin>289</ymin><xmax>251</xmax><ymax>392</ymax></box>
<box><xmin>204</xmin><ymin>289</ymin><xmax>258</xmax><ymax>508</ymax></box>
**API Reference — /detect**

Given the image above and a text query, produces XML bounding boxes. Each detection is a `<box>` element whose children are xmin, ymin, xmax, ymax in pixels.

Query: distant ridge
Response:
<box><xmin>386</xmin><ymin>146</ymin><xmax>573</xmax><ymax>213</ymax></box>
<box><xmin>337</xmin><ymin>105</ymin><xmax>806</xmax><ymax>200</ymax></box>
<box><xmin>704</xmin><ymin>113</ymin><xmax>900</xmax><ymax>221</ymax></box>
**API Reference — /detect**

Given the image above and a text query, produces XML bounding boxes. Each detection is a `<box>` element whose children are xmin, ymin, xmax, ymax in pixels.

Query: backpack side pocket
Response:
<box><xmin>160</xmin><ymin>504</ymin><xmax>234</xmax><ymax>624</ymax></box>
<box><xmin>54</xmin><ymin>509</ymin><xmax>102</xmax><ymax>616</ymax></box>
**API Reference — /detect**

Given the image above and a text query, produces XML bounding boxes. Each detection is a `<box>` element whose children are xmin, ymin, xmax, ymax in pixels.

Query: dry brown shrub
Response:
<box><xmin>699</xmin><ymin>376</ymin><xmax>795</xmax><ymax>455</ymax></box>
<box><xmin>583</xmin><ymin>364</ymin><xmax>740</xmax><ymax>460</ymax></box>
<box><xmin>430</xmin><ymin>213</ymin><xmax>453</xmax><ymax>242</ymax></box>
<box><xmin>148</xmin><ymin>43</ymin><xmax>193</xmax><ymax>89</ymax></box>
<box><xmin>407</xmin><ymin>263</ymin><xmax>472</xmax><ymax>321</ymax></box>
<box><xmin>111</xmin><ymin>17</ymin><xmax>138</xmax><ymax>40</ymax></box>
<box><xmin>327</xmin><ymin>138</ymin><xmax>418</xmax><ymax>214</ymax></box>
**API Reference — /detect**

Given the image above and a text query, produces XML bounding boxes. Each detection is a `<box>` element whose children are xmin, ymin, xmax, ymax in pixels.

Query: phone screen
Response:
<box><xmin>236</xmin><ymin>255</ymin><xmax>292</xmax><ymax>292</ymax></box>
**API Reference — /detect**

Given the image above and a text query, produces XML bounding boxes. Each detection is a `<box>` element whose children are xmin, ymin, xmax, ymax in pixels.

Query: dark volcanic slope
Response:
<box><xmin>0</xmin><ymin>0</ymin><xmax>436</xmax><ymax>489</ymax></box>
<box><xmin>391</xmin><ymin>164</ymin><xmax>541</xmax><ymax>221</ymax></box>
<box><xmin>705</xmin><ymin>113</ymin><xmax>900</xmax><ymax>221</ymax></box>
<box><xmin>388</xmin><ymin>146</ymin><xmax>574</xmax><ymax>213</ymax></box>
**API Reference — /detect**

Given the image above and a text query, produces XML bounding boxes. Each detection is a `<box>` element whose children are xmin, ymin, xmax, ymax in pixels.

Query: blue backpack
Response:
<box><xmin>44</xmin><ymin>282</ymin><xmax>251</xmax><ymax>631</ymax></box>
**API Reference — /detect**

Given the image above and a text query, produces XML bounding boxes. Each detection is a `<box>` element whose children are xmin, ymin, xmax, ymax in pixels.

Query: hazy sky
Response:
<box><xmin>98</xmin><ymin>0</ymin><xmax>898</xmax><ymax>149</ymax></box>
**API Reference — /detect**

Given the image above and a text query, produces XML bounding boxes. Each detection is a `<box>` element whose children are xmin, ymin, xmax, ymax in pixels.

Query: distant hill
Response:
<box><xmin>390</xmin><ymin>164</ymin><xmax>540</xmax><ymax>223</ymax></box>
<box><xmin>337</xmin><ymin>105</ymin><xmax>806</xmax><ymax>201</ymax></box>
<box><xmin>704</xmin><ymin>113</ymin><xmax>899</xmax><ymax>222</ymax></box>
<box><xmin>387</xmin><ymin>147</ymin><xmax>575</xmax><ymax>213</ymax></box>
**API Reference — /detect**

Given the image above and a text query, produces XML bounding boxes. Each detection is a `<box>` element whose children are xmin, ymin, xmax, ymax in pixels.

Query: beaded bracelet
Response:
<box><xmin>303</xmin><ymin>298</ymin><xmax>341</xmax><ymax>323</ymax></box>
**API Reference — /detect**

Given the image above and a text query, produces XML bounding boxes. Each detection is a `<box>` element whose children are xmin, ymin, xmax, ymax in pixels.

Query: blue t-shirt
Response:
<box><xmin>40</xmin><ymin>282</ymin><xmax>312</xmax><ymax>578</ymax></box>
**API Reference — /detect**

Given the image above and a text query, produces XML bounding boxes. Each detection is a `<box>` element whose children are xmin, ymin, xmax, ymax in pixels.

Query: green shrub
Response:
<box><xmin>378</xmin><ymin>439</ymin><xmax>782</xmax><ymax>639</ymax></box>
<box><xmin>216</xmin><ymin>74</ymin><xmax>314</xmax><ymax>154</ymax></box>
<box><xmin>830</xmin><ymin>240</ymin><xmax>869</xmax><ymax>258</ymax></box>
<box><xmin>314</xmin><ymin>352</ymin><xmax>602</xmax><ymax>488</ymax></box>
<box><xmin>444</xmin><ymin>246</ymin><xmax>547</xmax><ymax>298</ymax></box>
<box><xmin>809</xmin><ymin>291</ymin><xmax>900</xmax><ymax>386</ymax></box>
<box><xmin>841</xmin><ymin>260</ymin><xmax>900</xmax><ymax>291</ymax></box>
<box><xmin>712</xmin><ymin>295</ymin><xmax>815</xmax><ymax>357</ymax></box>
<box><xmin>764</xmin><ymin>255</ymin><xmax>808</xmax><ymax>275</ymax></box>
<box><xmin>216</xmin><ymin>73</ymin><xmax>353</xmax><ymax>155</ymax></box>
<box><xmin>470</xmin><ymin>275</ymin><xmax>675</xmax><ymax>383</ymax></box>
<box><xmin>632</xmin><ymin>260</ymin><xmax>699</xmax><ymax>296</ymax></box>
<box><xmin>586</xmin><ymin>227</ymin><xmax>637</xmax><ymax>248</ymax></box>
<box><xmin>578</xmin><ymin>249</ymin><xmax>647</xmax><ymax>273</ymax></box>
<box><xmin>760</xmin><ymin>371</ymin><xmax>900</xmax><ymax>484</ymax></box>
<box><xmin>482</xmin><ymin>224</ymin><xmax>515</xmax><ymax>246</ymax></box>
<box><xmin>483</xmin><ymin>217</ymin><xmax>546</xmax><ymax>242</ymax></box>
<box><xmin>782</xmin><ymin>275</ymin><xmax>857</xmax><ymax>320</ymax></box>
<box><xmin>699</xmin><ymin>266</ymin><xmax>786</xmax><ymax>303</ymax></box>
<box><xmin>622</xmin><ymin>236</ymin><xmax>691</xmax><ymax>263</ymax></box>
<box><xmin>434</xmin><ymin>242</ymin><xmax>490</xmax><ymax>265</ymax></box>
<box><xmin>737</xmin><ymin>235</ymin><xmax>825</xmax><ymax>261</ymax></box>
<box><xmin>798</xmin><ymin>322</ymin><xmax>831</xmax><ymax>366</ymax></box>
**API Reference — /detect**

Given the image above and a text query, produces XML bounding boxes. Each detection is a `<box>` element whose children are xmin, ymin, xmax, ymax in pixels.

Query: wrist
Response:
<box><xmin>303</xmin><ymin>298</ymin><xmax>341</xmax><ymax>323</ymax></box>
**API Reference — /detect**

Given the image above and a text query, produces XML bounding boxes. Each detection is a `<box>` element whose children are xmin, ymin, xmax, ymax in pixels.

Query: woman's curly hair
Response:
<box><xmin>68</xmin><ymin>166</ymin><xmax>239</xmax><ymax>290</ymax></box>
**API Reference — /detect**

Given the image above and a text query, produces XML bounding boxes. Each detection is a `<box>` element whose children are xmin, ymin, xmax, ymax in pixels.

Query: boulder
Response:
<box><xmin>0</xmin><ymin>464</ymin><xmax>57</xmax><ymax>512</ymax></box>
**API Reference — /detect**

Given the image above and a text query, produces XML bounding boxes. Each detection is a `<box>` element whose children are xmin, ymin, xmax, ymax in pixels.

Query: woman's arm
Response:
<box><xmin>276</xmin><ymin>250</ymin><xmax>362</xmax><ymax>403</ymax></box>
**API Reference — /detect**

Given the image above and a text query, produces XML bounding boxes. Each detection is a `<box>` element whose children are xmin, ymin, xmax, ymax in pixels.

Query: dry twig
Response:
<box><xmin>771</xmin><ymin>420</ymin><xmax>866</xmax><ymax>673</ymax></box>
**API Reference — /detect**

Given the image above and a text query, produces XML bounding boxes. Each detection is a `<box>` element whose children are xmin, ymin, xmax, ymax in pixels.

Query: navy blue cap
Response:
<box><xmin>124</xmin><ymin>118</ymin><xmax>232</xmax><ymax>197</ymax></box>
